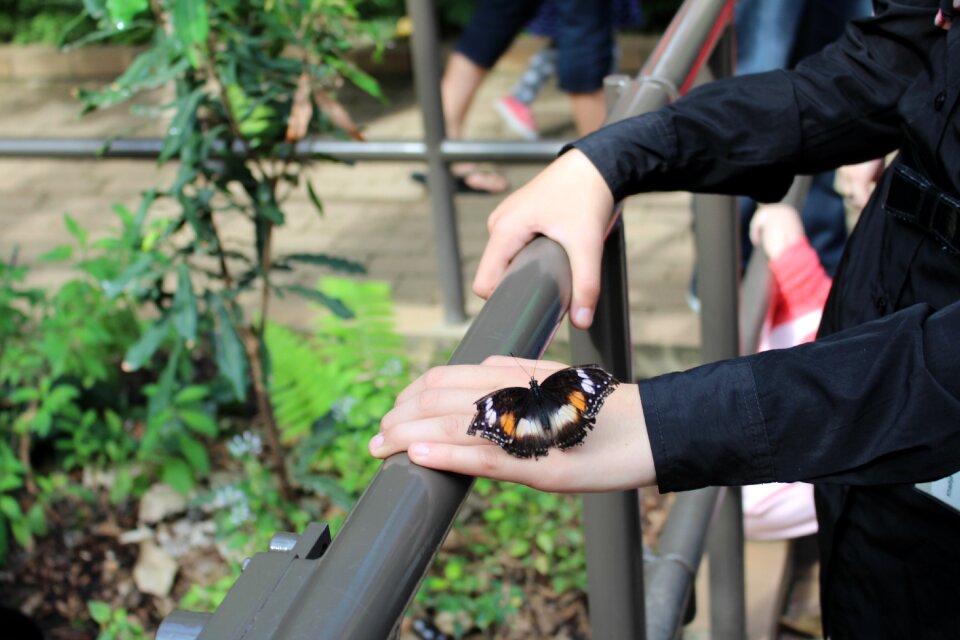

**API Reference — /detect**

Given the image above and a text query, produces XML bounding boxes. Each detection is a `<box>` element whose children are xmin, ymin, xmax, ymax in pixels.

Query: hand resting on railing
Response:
<box><xmin>472</xmin><ymin>149</ymin><xmax>615</xmax><ymax>330</ymax></box>
<box><xmin>369</xmin><ymin>355</ymin><xmax>656</xmax><ymax>492</ymax></box>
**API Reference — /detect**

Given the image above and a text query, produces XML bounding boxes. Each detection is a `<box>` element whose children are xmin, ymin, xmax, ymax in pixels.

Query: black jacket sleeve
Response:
<box><xmin>571</xmin><ymin>0</ymin><xmax>942</xmax><ymax>203</ymax></box>
<box><xmin>640</xmin><ymin>300</ymin><xmax>960</xmax><ymax>493</ymax></box>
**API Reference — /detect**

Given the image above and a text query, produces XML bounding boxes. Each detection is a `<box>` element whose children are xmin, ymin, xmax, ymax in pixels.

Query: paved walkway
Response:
<box><xmin>0</xmin><ymin>35</ymin><xmax>700</xmax><ymax>377</ymax></box>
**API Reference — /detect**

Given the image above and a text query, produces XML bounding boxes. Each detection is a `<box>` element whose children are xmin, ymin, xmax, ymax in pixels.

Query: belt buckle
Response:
<box><xmin>932</xmin><ymin>193</ymin><xmax>960</xmax><ymax>253</ymax></box>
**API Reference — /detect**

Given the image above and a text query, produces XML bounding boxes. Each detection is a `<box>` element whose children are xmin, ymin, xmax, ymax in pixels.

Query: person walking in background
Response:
<box><xmin>418</xmin><ymin>0</ymin><xmax>615</xmax><ymax>194</ymax></box>
<box><xmin>734</xmin><ymin>0</ymin><xmax>873</xmax><ymax>275</ymax></box>
<box><xmin>493</xmin><ymin>0</ymin><xmax>644</xmax><ymax>141</ymax></box>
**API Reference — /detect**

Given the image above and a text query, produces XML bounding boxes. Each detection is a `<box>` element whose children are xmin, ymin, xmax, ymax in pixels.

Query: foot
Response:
<box><xmin>494</xmin><ymin>96</ymin><xmax>539</xmax><ymax>141</ymax></box>
<box><xmin>451</xmin><ymin>163</ymin><xmax>508</xmax><ymax>194</ymax></box>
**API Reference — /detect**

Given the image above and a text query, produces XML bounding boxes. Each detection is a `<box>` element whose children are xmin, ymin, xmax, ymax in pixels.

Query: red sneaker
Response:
<box><xmin>494</xmin><ymin>95</ymin><xmax>539</xmax><ymax>140</ymax></box>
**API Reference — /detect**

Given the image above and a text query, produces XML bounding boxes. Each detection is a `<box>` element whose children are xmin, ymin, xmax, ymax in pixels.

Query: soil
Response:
<box><xmin>0</xmin><ymin>487</ymin><xmax>674</xmax><ymax>639</ymax></box>
<box><xmin>0</xmin><ymin>493</ymin><xmax>154</xmax><ymax>639</ymax></box>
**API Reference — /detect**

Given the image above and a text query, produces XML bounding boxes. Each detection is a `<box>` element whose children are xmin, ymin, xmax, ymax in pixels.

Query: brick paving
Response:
<box><xmin>0</xmin><ymin>36</ymin><xmax>699</xmax><ymax>376</ymax></box>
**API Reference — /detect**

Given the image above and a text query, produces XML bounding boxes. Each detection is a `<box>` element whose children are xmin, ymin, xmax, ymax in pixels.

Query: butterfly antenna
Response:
<box><xmin>508</xmin><ymin>351</ymin><xmax>536</xmax><ymax>382</ymax></box>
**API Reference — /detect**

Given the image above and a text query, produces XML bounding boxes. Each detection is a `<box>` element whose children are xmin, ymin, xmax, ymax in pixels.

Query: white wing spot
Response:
<box><xmin>484</xmin><ymin>398</ymin><xmax>497</xmax><ymax>425</ymax></box>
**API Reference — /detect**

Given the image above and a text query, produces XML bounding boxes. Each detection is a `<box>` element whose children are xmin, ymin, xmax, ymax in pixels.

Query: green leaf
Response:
<box><xmin>161</xmin><ymin>458</ymin><xmax>194</xmax><ymax>494</ymax></box>
<box><xmin>27</xmin><ymin>503</ymin><xmax>47</xmax><ymax>536</ymax></box>
<box><xmin>172</xmin><ymin>0</ymin><xmax>209</xmax><ymax>67</ymax></box>
<box><xmin>284</xmin><ymin>285</ymin><xmax>353</xmax><ymax>318</ymax></box>
<box><xmin>88</xmin><ymin>600</ymin><xmax>112</xmax><ymax>624</ymax></box>
<box><xmin>255</xmin><ymin>181</ymin><xmax>284</xmax><ymax>224</ymax></box>
<box><xmin>535</xmin><ymin>531</ymin><xmax>555</xmax><ymax>554</ymax></box>
<box><xmin>508</xmin><ymin>539</ymin><xmax>530</xmax><ymax>557</ymax></box>
<box><xmin>0</xmin><ymin>496</ymin><xmax>21</xmax><ymax>520</ymax></box>
<box><xmin>9</xmin><ymin>387</ymin><xmax>40</xmax><ymax>403</ymax></box>
<box><xmin>64</xmin><ymin>214</ymin><xmax>88</xmax><ymax>247</ymax></box>
<box><xmin>123</xmin><ymin>317</ymin><xmax>169</xmax><ymax>372</ymax></box>
<box><xmin>279</xmin><ymin>253</ymin><xmax>365</xmax><ymax>274</ymax></box>
<box><xmin>102</xmin><ymin>253</ymin><xmax>154</xmax><ymax>298</ymax></box>
<box><xmin>174</xmin><ymin>385</ymin><xmax>208</xmax><ymax>404</ymax></box>
<box><xmin>177</xmin><ymin>434</ymin><xmax>210</xmax><ymax>475</ymax></box>
<box><xmin>211</xmin><ymin>294</ymin><xmax>248</xmax><ymax>400</ymax></box>
<box><xmin>105</xmin><ymin>0</ymin><xmax>148</xmax><ymax>29</ymax></box>
<box><xmin>38</xmin><ymin>245</ymin><xmax>73</xmax><ymax>262</ymax></box>
<box><xmin>325</xmin><ymin>56</ymin><xmax>383</xmax><ymax>101</ymax></box>
<box><xmin>179</xmin><ymin>409</ymin><xmax>218</xmax><ymax>437</ymax></box>
<box><xmin>305</xmin><ymin>180</ymin><xmax>325</xmax><ymax>218</ymax></box>
<box><xmin>172</xmin><ymin>264</ymin><xmax>198</xmax><ymax>342</ymax></box>
<box><xmin>10</xmin><ymin>517</ymin><xmax>30</xmax><ymax>549</ymax></box>
<box><xmin>160</xmin><ymin>88</ymin><xmax>204</xmax><ymax>163</ymax></box>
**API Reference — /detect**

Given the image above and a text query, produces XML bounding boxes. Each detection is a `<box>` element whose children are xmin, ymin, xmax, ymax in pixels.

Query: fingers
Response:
<box><xmin>403</xmin><ymin>442</ymin><xmax>560</xmax><ymax>489</ymax></box>
<box><xmin>473</xmin><ymin>211</ymin><xmax>537</xmax><ymax>300</ymax></box>
<box><xmin>393</xmin><ymin>357</ymin><xmax>563</xmax><ymax>405</ymax></box>
<box><xmin>370</xmin><ymin>414</ymin><xmax>476</xmax><ymax>457</ymax></box>
<box><xmin>557</xmin><ymin>227</ymin><xmax>603</xmax><ymax>329</ymax></box>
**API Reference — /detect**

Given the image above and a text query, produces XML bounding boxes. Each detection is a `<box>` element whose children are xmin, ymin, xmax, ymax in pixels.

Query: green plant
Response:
<box><xmin>88</xmin><ymin>600</ymin><xmax>149</xmax><ymax>640</ymax></box>
<box><xmin>72</xmin><ymin>0</ymin><xmax>384</xmax><ymax>503</ymax></box>
<box><xmin>179</xmin><ymin>570</ymin><xmax>241</xmax><ymax>613</ymax></box>
<box><xmin>415</xmin><ymin>480</ymin><xmax>587</xmax><ymax>636</ymax></box>
<box><xmin>0</xmin><ymin>214</ymin><xmax>144</xmax><ymax>559</ymax></box>
<box><xmin>267</xmin><ymin>277</ymin><xmax>410</xmax><ymax>525</ymax></box>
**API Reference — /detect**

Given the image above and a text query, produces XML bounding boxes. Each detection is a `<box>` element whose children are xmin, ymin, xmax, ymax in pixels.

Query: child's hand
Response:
<box><xmin>749</xmin><ymin>204</ymin><xmax>806</xmax><ymax>260</ymax></box>
<box><xmin>837</xmin><ymin>158</ymin><xmax>884</xmax><ymax>211</ymax></box>
<box><xmin>369</xmin><ymin>356</ymin><xmax>655</xmax><ymax>493</ymax></box>
<box><xmin>472</xmin><ymin>149</ymin><xmax>616</xmax><ymax>330</ymax></box>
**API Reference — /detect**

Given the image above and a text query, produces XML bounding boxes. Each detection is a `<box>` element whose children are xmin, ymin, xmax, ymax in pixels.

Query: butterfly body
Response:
<box><xmin>468</xmin><ymin>365</ymin><xmax>619</xmax><ymax>459</ymax></box>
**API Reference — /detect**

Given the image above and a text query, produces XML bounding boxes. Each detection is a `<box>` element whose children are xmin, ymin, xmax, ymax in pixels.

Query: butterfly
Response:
<box><xmin>467</xmin><ymin>365</ymin><xmax>619</xmax><ymax>459</ymax></box>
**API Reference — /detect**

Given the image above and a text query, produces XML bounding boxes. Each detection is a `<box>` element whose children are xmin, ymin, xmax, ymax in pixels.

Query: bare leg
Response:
<box><xmin>441</xmin><ymin>51</ymin><xmax>488</xmax><ymax>140</ymax></box>
<box><xmin>569</xmin><ymin>90</ymin><xmax>607</xmax><ymax>135</ymax></box>
<box><xmin>439</xmin><ymin>51</ymin><xmax>508</xmax><ymax>193</ymax></box>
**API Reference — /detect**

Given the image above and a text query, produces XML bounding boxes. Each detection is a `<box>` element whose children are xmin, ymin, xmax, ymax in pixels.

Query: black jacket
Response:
<box><xmin>573</xmin><ymin>1</ymin><xmax>960</xmax><ymax>637</ymax></box>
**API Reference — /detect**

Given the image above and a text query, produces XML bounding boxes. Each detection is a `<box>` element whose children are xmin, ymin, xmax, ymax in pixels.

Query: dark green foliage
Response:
<box><xmin>417</xmin><ymin>479</ymin><xmax>587</xmax><ymax>636</ymax></box>
<box><xmin>267</xmin><ymin>278</ymin><xmax>410</xmax><ymax>520</ymax></box>
<box><xmin>0</xmin><ymin>0</ymin><xmax>151</xmax><ymax>45</ymax></box>
<box><xmin>71</xmin><ymin>0</ymin><xmax>385</xmax><ymax>503</ymax></box>
<box><xmin>0</xmin><ymin>215</ymin><xmax>142</xmax><ymax>559</ymax></box>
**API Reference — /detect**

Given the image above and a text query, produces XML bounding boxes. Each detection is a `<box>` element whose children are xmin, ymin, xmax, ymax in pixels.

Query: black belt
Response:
<box><xmin>884</xmin><ymin>162</ymin><xmax>960</xmax><ymax>254</ymax></box>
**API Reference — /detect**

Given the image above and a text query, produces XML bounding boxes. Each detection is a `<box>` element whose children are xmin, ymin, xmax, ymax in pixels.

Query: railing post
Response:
<box><xmin>571</xmin><ymin>217</ymin><xmax>646</xmax><ymax>639</ymax></box>
<box><xmin>696</xmin><ymin>25</ymin><xmax>747</xmax><ymax>640</ymax></box>
<box><xmin>405</xmin><ymin>0</ymin><xmax>466</xmax><ymax>323</ymax></box>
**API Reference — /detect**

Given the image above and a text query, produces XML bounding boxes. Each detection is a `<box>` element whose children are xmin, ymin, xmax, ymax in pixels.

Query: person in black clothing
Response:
<box><xmin>371</xmin><ymin>1</ymin><xmax>960</xmax><ymax>637</ymax></box>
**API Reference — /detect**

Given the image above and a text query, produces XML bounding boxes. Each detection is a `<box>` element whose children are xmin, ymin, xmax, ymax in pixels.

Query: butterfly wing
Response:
<box><xmin>536</xmin><ymin>365</ymin><xmax>620</xmax><ymax>450</ymax></box>
<box><xmin>469</xmin><ymin>387</ymin><xmax>528</xmax><ymax>444</ymax></box>
<box><xmin>467</xmin><ymin>365</ymin><xmax>619</xmax><ymax>458</ymax></box>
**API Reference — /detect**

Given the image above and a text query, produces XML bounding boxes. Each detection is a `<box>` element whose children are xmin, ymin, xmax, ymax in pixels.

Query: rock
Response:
<box><xmin>119</xmin><ymin>527</ymin><xmax>154</xmax><ymax>545</ymax></box>
<box><xmin>133</xmin><ymin>541</ymin><xmax>179</xmax><ymax>598</ymax></box>
<box><xmin>138</xmin><ymin>483</ymin><xmax>187</xmax><ymax>524</ymax></box>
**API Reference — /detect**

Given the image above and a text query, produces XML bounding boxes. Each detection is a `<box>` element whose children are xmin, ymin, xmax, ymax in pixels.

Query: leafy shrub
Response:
<box><xmin>0</xmin><ymin>213</ymin><xmax>144</xmax><ymax>559</ymax></box>
<box><xmin>71</xmin><ymin>0</ymin><xmax>385</xmax><ymax>506</ymax></box>
<box><xmin>268</xmin><ymin>277</ymin><xmax>410</xmax><ymax>526</ymax></box>
<box><xmin>417</xmin><ymin>480</ymin><xmax>586</xmax><ymax>636</ymax></box>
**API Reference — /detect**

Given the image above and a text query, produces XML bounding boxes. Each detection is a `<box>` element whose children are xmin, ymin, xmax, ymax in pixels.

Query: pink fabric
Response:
<box><xmin>743</xmin><ymin>482</ymin><xmax>819</xmax><ymax>541</ymax></box>
<box><xmin>745</xmin><ymin>239</ymin><xmax>832</xmax><ymax>541</ymax></box>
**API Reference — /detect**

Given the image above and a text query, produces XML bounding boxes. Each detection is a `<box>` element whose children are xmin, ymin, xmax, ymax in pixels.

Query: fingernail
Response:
<box><xmin>574</xmin><ymin>306</ymin><xmax>593</xmax><ymax>327</ymax></box>
<box><xmin>409</xmin><ymin>443</ymin><xmax>430</xmax><ymax>461</ymax></box>
<box><xmin>369</xmin><ymin>434</ymin><xmax>384</xmax><ymax>452</ymax></box>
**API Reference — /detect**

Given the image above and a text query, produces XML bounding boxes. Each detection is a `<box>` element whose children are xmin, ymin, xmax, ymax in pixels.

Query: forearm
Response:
<box><xmin>643</xmin><ymin>300</ymin><xmax>960</xmax><ymax>492</ymax></box>
<box><xmin>570</xmin><ymin>1</ymin><xmax>936</xmax><ymax>202</ymax></box>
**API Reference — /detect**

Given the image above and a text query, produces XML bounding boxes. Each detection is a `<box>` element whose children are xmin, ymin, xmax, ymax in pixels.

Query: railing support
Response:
<box><xmin>572</xmin><ymin>218</ymin><xmax>646</xmax><ymax>639</ymax></box>
<box><xmin>405</xmin><ymin>0</ymin><xmax>465</xmax><ymax>324</ymax></box>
